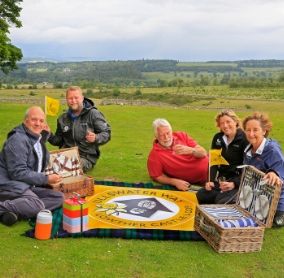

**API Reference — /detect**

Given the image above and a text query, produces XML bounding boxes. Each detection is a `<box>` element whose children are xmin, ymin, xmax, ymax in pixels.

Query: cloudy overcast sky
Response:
<box><xmin>10</xmin><ymin>0</ymin><xmax>284</xmax><ymax>61</ymax></box>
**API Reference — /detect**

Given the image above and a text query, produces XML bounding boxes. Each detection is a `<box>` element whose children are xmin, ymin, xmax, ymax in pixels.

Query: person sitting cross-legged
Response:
<box><xmin>0</xmin><ymin>106</ymin><xmax>64</xmax><ymax>226</ymax></box>
<box><xmin>197</xmin><ymin>110</ymin><xmax>248</xmax><ymax>204</ymax></box>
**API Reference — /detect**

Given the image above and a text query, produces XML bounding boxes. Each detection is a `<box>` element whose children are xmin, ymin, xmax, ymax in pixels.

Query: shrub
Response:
<box><xmin>134</xmin><ymin>89</ymin><xmax>142</xmax><ymax>96</ymax></box>
<box><xmin>112</xmin><ymin>88</ymin><xmax>121</xmax><ymax>97</ymax></box>
<box><xmin>85</xmin><ymin>89</ymin><xmax>95</xmax><ymax>97</ymax></box>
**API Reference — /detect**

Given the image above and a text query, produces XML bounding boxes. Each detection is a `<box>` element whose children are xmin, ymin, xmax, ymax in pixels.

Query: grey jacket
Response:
<box><xmin>0</xmin><ymin>124</ymin><xmax>49</xmax><ymax>194</ymax></box>
<box><xmin>48</xmin><ymin>98</ymin><xmax>111</xmax><ymax>164</ymax></box>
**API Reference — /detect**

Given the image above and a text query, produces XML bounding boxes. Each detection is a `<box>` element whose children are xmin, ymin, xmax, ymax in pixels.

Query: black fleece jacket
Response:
<box><xmin>210</xmin><ymin>128</ymin><xmax>248</xmax><ymax>188</ymax></box>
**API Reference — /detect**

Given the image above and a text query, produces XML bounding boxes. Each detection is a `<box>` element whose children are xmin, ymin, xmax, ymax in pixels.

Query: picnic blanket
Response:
<box><xmin>25</xmin><ymin>181</ymin><xmax>203</xmax><ymax>241</ymax></box>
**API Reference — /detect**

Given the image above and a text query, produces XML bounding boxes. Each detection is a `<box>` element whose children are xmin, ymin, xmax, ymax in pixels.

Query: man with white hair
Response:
<box><xmin>147</xmin><ymin>118</ymin><xmax>208</xmax><ymax>191</ymax></box>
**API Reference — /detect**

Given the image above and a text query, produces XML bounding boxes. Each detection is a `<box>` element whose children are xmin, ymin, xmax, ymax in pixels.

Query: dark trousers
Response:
<box><xmin>0</xmin><ymin>187</ymin><xmax>64</xmax><ymax>219</ymax></box>
<box><xmin>196</xmin><ymin>188</ymin><xmax>238</xmax><ymax>204</ymax></box>
<box><xmin>80</xmin><ymin>157</ymin><xmax>94</xmax><ymax>173</ymax></box>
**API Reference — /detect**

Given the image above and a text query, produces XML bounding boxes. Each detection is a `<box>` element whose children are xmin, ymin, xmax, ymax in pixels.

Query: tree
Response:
<box><xmin>278</xmin><ymin>71</ymin><xmax>284</xmax><ymax>83</ymax></box>
<box><xmin>0</xmin><ymin>0</ymin><xmax>23</xmax><ymax>74</ymax></box>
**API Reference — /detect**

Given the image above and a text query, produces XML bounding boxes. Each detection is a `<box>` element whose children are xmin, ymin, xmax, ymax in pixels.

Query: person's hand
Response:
<box><xmin>47</xmin><ymin>174</ymin><xmax>62</xmax><ymax>187</ymax></box>
<box><xmin>205</xmin><ymin>182</ymin><xmax>215</xmax><ymax>191</ymax></box>
<box><xmin>263</xmin><ymin>172</ymin><xmax>283</xmax><ymax>186</ymax></box>
<box><xmin>173</xmin><ymin>144</ymin><xmax>194</xmax><ymax>155</ymax></box>
<box><xmin>85</xmin><ymin>130</ymin><xmax>96</xmax><ymax>143</ymax></box>
<box><xmin>219</xmin><ymin>181</ymin><xmax>235</xmax><ymax>192</ymax></box>
<box><xmin>172</xmin><ymin>179</ymin><xmax>191</xmax><ymax>191</ymax></box>
<box><xmin>42</xmin><ymin>123</ymin><xmax>51</xmax><ymax>133</ymax></box>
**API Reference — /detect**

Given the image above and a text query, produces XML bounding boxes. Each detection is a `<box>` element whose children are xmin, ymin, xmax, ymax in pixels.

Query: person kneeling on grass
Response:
<box><xmin>46</xmin><ymin>86</ymin><xmax>111</xmax><ymax>173</ymax></box>
<box><xmin>147</xmin><ymin>118</ymin><xmax>208</xmax><ymax>191</ymax></box>
<box><xmin>0</xmin><ymin>106</ymin><xmax>64</xmax><ymax>226</ymax></box>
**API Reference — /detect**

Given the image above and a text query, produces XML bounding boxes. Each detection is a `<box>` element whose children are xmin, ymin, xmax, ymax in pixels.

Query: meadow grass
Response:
<box><xmin>0</xmin><ymin>102</ymin><xmax>284</xmax><ymax>278</ymax></box>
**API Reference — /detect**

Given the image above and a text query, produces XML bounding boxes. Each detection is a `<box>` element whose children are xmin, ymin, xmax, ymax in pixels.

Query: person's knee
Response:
<box><xmin>196</xmin><ymin>188</ymin><xmax>218</xmax><ymax>204</ymax></box>
<box><xmin>83</xmin><ymin>162</ymin><xmax>93</xmax><ymax>173</ymax></box>
<box><xmin>48</xmin><ymin>191</ymin><xmax>64</xmax><ymax>210</ymax></box>
<box><xmin>56</xmin><ymin>192</ymin><xmax>65</xmax><ymax>207</ymax></box>
<box><xmin>196</xmin><ymin>188</ymin><xmax>207</xmax><ymax>203</ymax></box>
<box><xmin>80</xmin><ymin>157</ymin><xmax>94</xmax><ymax>173</ymax></box>
<box><xmin>21</xmin><ymin>198</ymin><xmax>45</xmax><ymax>219</ymax></box>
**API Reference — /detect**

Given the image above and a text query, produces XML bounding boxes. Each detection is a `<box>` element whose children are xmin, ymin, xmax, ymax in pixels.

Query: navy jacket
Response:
<box><xmin>0</xmin><ymin>124</ymin><xmax>49</xmax><ymax>194</ymax></box>
<box><xmin>243</xmin><ymin>139</ymin><xmax>284</xmax><ymax>181</ymax></box>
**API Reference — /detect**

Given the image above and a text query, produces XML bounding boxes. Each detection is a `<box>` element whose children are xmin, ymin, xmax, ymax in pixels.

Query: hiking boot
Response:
<box><xmin>0</xmin><ymin>211</ymin><xmax>18</xmax><ymax>226</ymax></box>
<box><xmin>273</xmin><ymin>211</ymin><xmax>284</xmax><ymax>227</ymax></box>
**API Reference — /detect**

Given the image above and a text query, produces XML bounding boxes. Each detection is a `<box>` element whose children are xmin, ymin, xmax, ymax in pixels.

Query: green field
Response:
<box><xmin>0</xmin><ymin>100</ymin><xmax>284</xmax><ymax>278</ymax></box>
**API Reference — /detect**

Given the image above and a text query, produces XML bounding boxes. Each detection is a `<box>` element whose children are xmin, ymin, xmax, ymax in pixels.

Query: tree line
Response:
<box><xmin>1</xmin><ymin>59</ymin><xmax>284</xmax><ymax>88</ymax></box>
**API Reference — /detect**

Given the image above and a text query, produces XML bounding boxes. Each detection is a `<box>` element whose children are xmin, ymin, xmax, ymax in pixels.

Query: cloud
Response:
<box><xmin>10</xmin><ymin>0</ymin><xmax>284</xmax><ymax>60</ymax></box>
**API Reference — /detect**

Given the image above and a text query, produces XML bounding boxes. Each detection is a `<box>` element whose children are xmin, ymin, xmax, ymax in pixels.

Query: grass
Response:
<box><xmin>0</xmin><ymin>101</ymin><xmax>284</xmax><ymax>278</ymax></box>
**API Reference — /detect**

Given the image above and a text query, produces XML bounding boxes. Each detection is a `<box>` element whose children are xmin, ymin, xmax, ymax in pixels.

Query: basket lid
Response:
<box><xmin>236</xmin><ymin>165</ymin><xmax>281</xmax><ymax>228</ymax></box>
<box><xmin>45</xmin><ymin>146</ymin><xmax>83</xmax><ymax>177</ymax></box>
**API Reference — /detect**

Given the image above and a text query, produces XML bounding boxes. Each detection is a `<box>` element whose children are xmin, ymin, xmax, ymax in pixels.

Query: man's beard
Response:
<box><xmin>160</xmin><ymin>138</ymin><xmax>173</xmax><ymax>148</ymax></box>
<box><xmin>70</xmin><ymin>103</ymin><xmax>83</xmax><ymax>113</ymax></box>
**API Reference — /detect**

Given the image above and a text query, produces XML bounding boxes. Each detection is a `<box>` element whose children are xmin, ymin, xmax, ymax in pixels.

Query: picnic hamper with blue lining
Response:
<box><xmin>194</xmin><ymin>165</ymin><xmax>281</xmax><ymax>253</ymax></box>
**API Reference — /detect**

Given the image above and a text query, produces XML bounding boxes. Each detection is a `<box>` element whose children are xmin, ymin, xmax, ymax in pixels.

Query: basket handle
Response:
<box><xmin>199</xmin><ymin>217</ymin><xmax>216</xmax><ymax>235</ymax></box>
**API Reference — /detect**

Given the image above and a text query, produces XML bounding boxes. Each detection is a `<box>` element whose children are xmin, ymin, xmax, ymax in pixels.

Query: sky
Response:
<box><xmin>10</xmin><ymin>0</ymin><xmax>284</xmax><ymax>62</ymax></box>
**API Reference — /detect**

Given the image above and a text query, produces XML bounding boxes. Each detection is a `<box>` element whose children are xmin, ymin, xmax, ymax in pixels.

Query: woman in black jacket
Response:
<box><xmin>197</xmin><ymin>110</ymin><xmax>248</xmax><ymax>204</ymax></box>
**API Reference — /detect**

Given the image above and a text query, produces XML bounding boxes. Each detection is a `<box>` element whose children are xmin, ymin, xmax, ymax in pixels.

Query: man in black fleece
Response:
<box><xmin>48</xmin><ymin>86</ymin><xmax>111</xmax><ymax>172</ymax></box>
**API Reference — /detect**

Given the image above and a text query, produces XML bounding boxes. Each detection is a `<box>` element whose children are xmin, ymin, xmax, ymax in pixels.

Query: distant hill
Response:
<box><xmin>1</xmin><ymin>59</ymin><xmax>284</xmax><ymax>86</ymax></box>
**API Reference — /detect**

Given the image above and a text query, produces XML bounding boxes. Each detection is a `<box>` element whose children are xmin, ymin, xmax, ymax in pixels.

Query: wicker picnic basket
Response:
<box><xmin>195</xmin><ymin>165</ymin><xmax>281</xmax><ymax>253</ymax></box>
<box><xmin>45</xmin><ymin>147</ymin><xmax>94</xmax><ymax>199</ymax></box>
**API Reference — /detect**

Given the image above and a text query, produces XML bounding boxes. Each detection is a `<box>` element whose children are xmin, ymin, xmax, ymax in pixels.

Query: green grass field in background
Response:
<box><xmin>0</xmin><ymin>102</ymin><xmax>284</xmax><ymax>278</ymax></box>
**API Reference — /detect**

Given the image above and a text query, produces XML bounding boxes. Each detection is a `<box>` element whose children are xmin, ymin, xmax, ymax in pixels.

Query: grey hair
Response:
<box><xmin>152</xmin><ymin>118</ymin><xmax>172</xmax><ymax>136</ymax></box>
<box><xmin>24</xmin><ymin>108</ymin><xmax>30</xmax><ymax>119</ymax></box>
<box><xmin>24</xmin><ymin>106</ymin><xmax>44</xmax><ymax>120</ymax></box>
